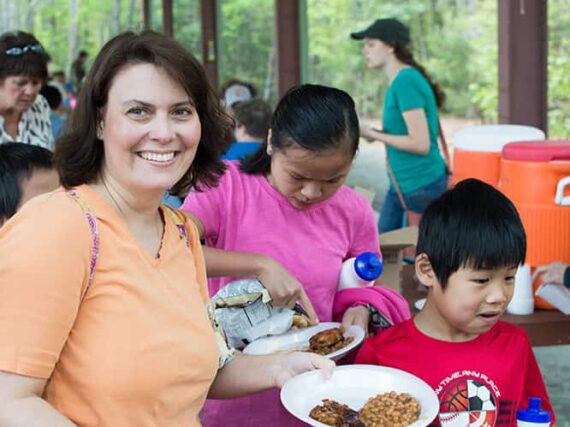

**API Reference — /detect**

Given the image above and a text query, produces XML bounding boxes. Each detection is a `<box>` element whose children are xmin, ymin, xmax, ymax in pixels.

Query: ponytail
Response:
<box><xmin>239</xmin><ymin>141</ymin><xmax>271</xmax><ymax>174</ymax></box>
<box><xmin>394</xmin><ymin>45</ymin><xmax>445</xmax><ymax>109</ymax></box>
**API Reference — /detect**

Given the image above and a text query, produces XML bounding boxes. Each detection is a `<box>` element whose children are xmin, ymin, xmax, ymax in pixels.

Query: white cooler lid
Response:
<box><xmin>454</xmin><ymin>125</ymin><xmax>545</xmax><ymax>152</ymax></box>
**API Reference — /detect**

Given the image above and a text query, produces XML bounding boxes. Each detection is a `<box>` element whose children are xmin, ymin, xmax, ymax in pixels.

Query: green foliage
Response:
<box><xmin>217</xmin><ymin>0</ymin><xmax>275</xmax><ymax>101</ymax></box>
<box><xmin>2</xmin><ymin>0</ymin><xmax>567</xmax><ymax>135</ymax></box>
<box><xmin>548</xmin><ymin>0</ymin><xmax>570</xmax><ymax>137</ymax></box>
<box><xmin>306</xmin><ymin>0</ymin><xmax>498</xmax><ymax>120</ymax></box>
<box><xmin>173</xmin><ymin>0</ymin><xmax>201</xmax><ymax>59</ymax></box>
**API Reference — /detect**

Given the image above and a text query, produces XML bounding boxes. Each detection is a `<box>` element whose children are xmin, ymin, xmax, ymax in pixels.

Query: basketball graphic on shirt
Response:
<box><xmin>440</xmin><ymin>380</ymin><xmax>469</xmax><ymax>412</ymax></box>
<box><xmin>439</xmin><ymin>380</ymin><xmax>497</xmax><ymax>427</ymax></box>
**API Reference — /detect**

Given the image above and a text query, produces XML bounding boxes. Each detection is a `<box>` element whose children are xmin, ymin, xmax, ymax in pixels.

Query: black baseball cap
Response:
<box><xmin>350</xmin><ymin>18</ymin><xmax>411</xmax><ymax>46</ymax></box>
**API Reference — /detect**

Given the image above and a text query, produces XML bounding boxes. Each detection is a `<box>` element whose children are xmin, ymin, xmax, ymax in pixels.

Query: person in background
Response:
<box><xmin>356</xmin><ymin>179</ymin><xmax>555</xmax><ymax>426</ymax></box>
<box><xmin>0</xmin><ymin>31</ymin><xmax>332</xmax><ymax>426</ymax></box>
<box><xmin>0</xmin><ymin>31</ymin><xmax>53</xmax><ymax>150</ymax></box>
<box><xmin>222</xmin><ymin>98</ymin><xmax>272</xmax><ymax>161</ymax></box>
<box><xmin>219</xmin><ymin>78</ymin><xmax>256</xmax><ymax>109</ymax></box>
<box><xmin>71</xmin><ymin>49</ymin><xmax>88</xmax><ymax>93</ymax></box>
<box><xmin>48</xmin><ymin>71</ymin><xmax>71</xmax><ymax>110</ymax></box>
<box><xmin>533</xmin><ymin>261</ymin><xmax>570</xmax><ymax>289</ymax></box>
<box><xmin>0</xmin><ymin>142</ymin><xmax>59</xmax><ymax>226</ymax></box>
<box><xmin>183</xmin><ymin>84</ymin><xmax>389</xmax><ymax>426</ymax></box>
<box><xmin>351</xmin><ymin>18</ymin><xmax>447</xmax><ymax>232</ymax></box>
<box><xmin>40</xmin><ymin>84</ymin><xmax>66</xmax><ymax>139</ymax></box>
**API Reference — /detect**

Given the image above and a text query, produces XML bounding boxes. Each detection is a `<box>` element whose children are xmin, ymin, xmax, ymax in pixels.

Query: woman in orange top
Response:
<box><xmin>0</xmin><ymin>31</ymin><xmax>332</xmax><ymax>426</ymax></box>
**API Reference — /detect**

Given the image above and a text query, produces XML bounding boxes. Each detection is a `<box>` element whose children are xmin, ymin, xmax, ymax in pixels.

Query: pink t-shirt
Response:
<box><xmin>182</xmin><ymin>161</ymin><xmax>380</xmax><ymax>427</ymax></box>
<box><xmin>356</xmin><ymin>319</ymin><xmax>555</xmax><ymax>427</ymax></box>
<box><xmin>182</xmin><ymin>160</ymin><xmax>380</xmax><ymax>321</ymax></box>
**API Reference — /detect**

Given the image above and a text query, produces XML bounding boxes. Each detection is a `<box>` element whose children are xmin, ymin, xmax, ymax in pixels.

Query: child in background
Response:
<box><xmin>0</xmin><ymin>142</ymin><xmax>59</xmax><ymax>226</ymax></box>
<box><xmin>183</xmin><ymin>84</ymin><xmax>408</xmax><ymax>426</ymax></box>
<box><xmin>48</xmin><ymin>70</ymin><xmax>71</xmax><ymax>110</ymax></box>
<box><xmin>356</xmin><ymin>179</ymin><xmax>555</xmax><ymax>426</ymax></box>
<box><xmin>40</xmin><ymin>84</ymin><xmax>66</xmax><ymax>138</ymax></box>
<box><xmin>222</xmin><ymin>98</ymin><xmax>272</xmax><ymax>160</ymax></box>
<box><xmin>219</xmin><ymin>78</ymin><xmax>256</xmax><ymax>109</ymax></box>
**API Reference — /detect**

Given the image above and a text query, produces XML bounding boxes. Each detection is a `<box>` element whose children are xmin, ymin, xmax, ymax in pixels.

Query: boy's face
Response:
<box><xmin>416</xmin><ymin>256</ymin><xmax>517</xmax><ymax>341</ymax></box>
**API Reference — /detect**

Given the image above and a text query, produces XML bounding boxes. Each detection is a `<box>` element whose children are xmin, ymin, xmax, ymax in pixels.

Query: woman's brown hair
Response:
<box><xmin>0</xmin><ymin>31</ymin><xmax>49</xmax><ymax>83</ymax></box>
<box><xmin>394</xmin><ymin>45</ymin><xmax>446</xmax><ymax>109</ymax></box>
<box><xmin>54</xmin><ymin>30</ymin><xmax>233</xmax><ymax>196</ymax></box>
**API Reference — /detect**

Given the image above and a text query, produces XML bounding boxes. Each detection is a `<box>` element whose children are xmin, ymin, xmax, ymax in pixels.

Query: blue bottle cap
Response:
<box><xmin>354</xmin><ymin>252</ymin><xmax>383</xmax><ymax>281</ymax></box>
<box><xmin>517</xmin><ymin>397</ymin><xmax>551</xmax><ymax>424</ymax></box>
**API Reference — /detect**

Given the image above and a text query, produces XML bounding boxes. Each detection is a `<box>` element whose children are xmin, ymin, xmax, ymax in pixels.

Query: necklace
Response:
<box><xmin>101</xmin><ymin>177</ymin><xmax>127</xmax><ymax>218</ymax></box>
<box><xmin>101</xmin><ymin>177</ymin><xmax>164</xmax><ymax>255</ymax></box>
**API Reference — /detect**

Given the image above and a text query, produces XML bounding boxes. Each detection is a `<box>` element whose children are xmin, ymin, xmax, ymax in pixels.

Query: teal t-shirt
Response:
<box><xmin>382</xmin><ymin>67</ymin><xmax>446</xmax><ymax>194</ymax></box>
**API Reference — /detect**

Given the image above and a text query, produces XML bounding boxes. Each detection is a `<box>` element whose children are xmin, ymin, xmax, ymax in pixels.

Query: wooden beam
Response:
<box><xmin>498</xmin><ymin>0</ymin><xmax>548</xmax><ymax>134</ymax></box>
<box><xmin>162</xmin><ymin>0</ymin><xmax>173</xmax><ymax>37</ymax></box>
<box><xmin>200</xmin><ymin>0</ymin><xmax>218</xmax><ymax>88</ymax></box>
<box><xmin>275</xmin><ymin>0</ymin><xmax>301</xmax><ymax>98</ymax></box>
<box><xmin>142</xmin><ymin>0</ymin><xmax>150</xmax><ymax>30</ymax></box>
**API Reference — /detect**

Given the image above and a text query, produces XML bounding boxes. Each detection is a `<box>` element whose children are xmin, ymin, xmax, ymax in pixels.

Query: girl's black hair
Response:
<box><xmin>240</xmin><ymin>84</ymin><xmax>359</xmax><ymax>175</ymax></box>
<box><xmin>416</xmin><ymin>179</ymin><xmax>526</xmax><ymax>288</ymax></box>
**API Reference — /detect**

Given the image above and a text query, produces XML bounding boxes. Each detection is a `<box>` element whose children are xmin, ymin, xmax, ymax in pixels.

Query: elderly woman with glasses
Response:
<box><xmin>0</xmin><ymin>31</ymin><xmax>53</xmax><ymax>150</ymax></box>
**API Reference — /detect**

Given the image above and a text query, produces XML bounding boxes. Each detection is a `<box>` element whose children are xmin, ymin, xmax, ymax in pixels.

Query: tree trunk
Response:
<box><xmin>112</xmin><ymin>0</ymin><xmax>121</xmax><ymax>35</ymax></box>
<box><xmin>1</xmin><ymin>0</ymin><xmax>10</xmax><ymax>32</ymax></box>
<box><xmin>127</xmin><ymin>0</ymin><xmax>136</xmax><ymax>29</ymax></box>
<box><xmin>263</xmin><ymin>32</ymin><xmax>276</xmax><ymax>101</ymax></box>
<box><xmin>67</xmin><ymin>0</ymin><xmax>79</xmax><ymax>80</ymax></box>
<box><xmin>26</xmin><ymin>0</ymin><xmax>36</xmax><ymax>32</ymax></box>
<box><xmin>49</xmin><ymin>0</ymin><xmax>57</xmax><ymax>34</ymax></box>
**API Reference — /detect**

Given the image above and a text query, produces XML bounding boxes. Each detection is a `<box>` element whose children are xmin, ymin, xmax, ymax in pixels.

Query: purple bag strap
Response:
<box><xmin>163</xmin><ymin>205</ymin><xmax>190</xmax><ymax>247</ymax></box>
<box><xmin>64</xmin><ymin>193</ymin><xmax>188</xmax><ymax>299</ymax></box>
<box><xmin>66</xmin><ymin>190</ymin><xmax>99</xmax><ymax>293</ymax></box>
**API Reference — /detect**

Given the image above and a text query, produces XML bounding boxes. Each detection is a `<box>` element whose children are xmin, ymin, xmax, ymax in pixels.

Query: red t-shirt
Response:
<box><xmin>355</xmin><ymin>319</ymin><xmax>555</xmax><ymax>427</ymax></box>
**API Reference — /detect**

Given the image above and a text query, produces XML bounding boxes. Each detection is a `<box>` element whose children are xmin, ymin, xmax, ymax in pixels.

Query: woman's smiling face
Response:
<box><xmin>98</xmin><ymin>63</ymin><xmax>202</xmax><ymax>196</ymax></box>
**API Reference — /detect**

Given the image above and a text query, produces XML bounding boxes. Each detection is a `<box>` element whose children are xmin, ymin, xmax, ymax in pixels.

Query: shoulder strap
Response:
<box><xmin>385</xmin><ymin>152</ymin><xmax>410</xmax><ymax>213</ymax></box>
<box><xmin>163</xmin><ymin>205</ymin><xmax>190</xmax><ymax>247</ymax></box>
<box><xmin>438</xmin><ymin>118</ymin><xmax>452</xmax><ymax>173</ymax></box>
<box><xmin>66</xmin><ymin>190</ymin><xmax>99</xmax><ymax>293</ymax></box>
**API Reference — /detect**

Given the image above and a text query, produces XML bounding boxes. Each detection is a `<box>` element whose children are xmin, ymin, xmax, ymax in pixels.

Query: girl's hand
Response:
<box><xmin>341</xmin><ymin>305</ymin><xmax>369</xmax><ymax>336</ymax></box>
<box><xmin>271</xmin><ymin>352</ymin><xmax>335</xmax><ymax>388</ymax></box>
<box><xmin>359</xmin><ymin>125</ymin><xmax>376</xmax><ymax>142</ymax></box>
<box><xmin>255</xmin><ymin>256</ymin><xmax>319</xmax><ymax>324</ymax></box>
<box><xmin>532</xmin><ymin>261</ymin><xmax>567</xmax><ymax>286</ymax></box>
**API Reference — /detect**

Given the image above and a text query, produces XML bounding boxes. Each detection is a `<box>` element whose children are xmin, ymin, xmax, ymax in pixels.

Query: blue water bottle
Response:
<box><xmin>517</xmin><ymin>398</ymin><xmax>551</xmax><ymax>426</ymax></box>
<box><xmin>338</xmin><ymin>252</ymin><xmax>383</xmax><ymax>290</ymax></box>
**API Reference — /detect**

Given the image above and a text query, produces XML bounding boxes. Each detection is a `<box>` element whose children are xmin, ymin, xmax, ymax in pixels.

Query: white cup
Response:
<box><xmin>507</xmin><ymin>264</ymin><xmax>534</xmax><ymax>315</ymax></box>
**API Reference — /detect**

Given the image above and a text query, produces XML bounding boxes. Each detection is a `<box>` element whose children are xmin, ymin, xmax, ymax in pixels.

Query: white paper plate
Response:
<box><xmin>281</xmin><ymin>365</ymin><xmax>439</xmax><ymax>427</ymax></box>
<box><xmin>242</xmin><ymin>322</ymin><xmax>364</xmax><ymax>361</ymax></box>
<box><xmin>414</xmin><ymin>298</ymin><xmax>426</xmax><ymax>311</ymax></box>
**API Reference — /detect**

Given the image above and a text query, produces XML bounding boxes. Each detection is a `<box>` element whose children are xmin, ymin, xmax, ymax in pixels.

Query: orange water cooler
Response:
<box><xmin>499</xmin><ymin>141</ymin><xmax>570</xmax><ymax>309</ymax></box>
<box><xmin>452</xmin><ymin>125</ymin><xmax>545</xmax><ymax>187</ymax></box>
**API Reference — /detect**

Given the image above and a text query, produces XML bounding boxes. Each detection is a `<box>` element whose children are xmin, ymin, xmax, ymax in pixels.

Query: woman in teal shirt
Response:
<box><xmin>352</xmin><ymin>18</ymin><xmax>448</xmax><ymax>232</ymax></box>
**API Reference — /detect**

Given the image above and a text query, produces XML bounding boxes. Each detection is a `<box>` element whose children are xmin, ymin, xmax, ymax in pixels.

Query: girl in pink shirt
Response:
<box><xmin>183</xmin><ymin>84</ymin><xmax>382</xmax><ymax>426</ymax></box>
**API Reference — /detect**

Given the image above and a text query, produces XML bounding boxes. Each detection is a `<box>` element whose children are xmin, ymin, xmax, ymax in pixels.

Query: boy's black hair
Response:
<box><xmin>240</xmin><ymin>84</ymin><xmax>359</xmax><ymax>175</ymax></box>
<box><xmin>416</xmin><ymin>179</ymin><xmax>526</xmax><ymax>288</ymax></box>
<box><xmin>231</xmin><ymin>98</ymin><xmax>272</xmax><ymax>140</ymax></box>
<box><xmin>40</xmin><ymin>84</ymin><xmax>62</xmax><ymax>110</ymax></box>
<box><xmin>0</xmin><ymin>143</ymin><xmax>54</xmax><ymax>220</ymax></box>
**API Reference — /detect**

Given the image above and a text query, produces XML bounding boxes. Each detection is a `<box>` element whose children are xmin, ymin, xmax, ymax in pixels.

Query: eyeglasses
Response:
<box><xmin>4</xmin><ymin>44</ymin><xmax>44</xmax><ymax>56</ymax></box>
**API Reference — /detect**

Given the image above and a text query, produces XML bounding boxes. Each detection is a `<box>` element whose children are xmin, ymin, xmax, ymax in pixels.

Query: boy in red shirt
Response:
<box><xmin>356</xmin><ymin>179</ymin><xmax>555</xmax><ymax>426</ymax></box>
